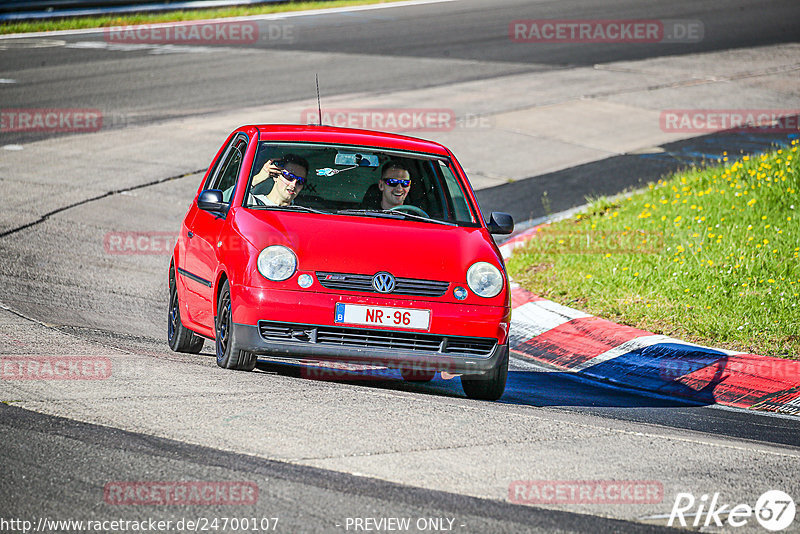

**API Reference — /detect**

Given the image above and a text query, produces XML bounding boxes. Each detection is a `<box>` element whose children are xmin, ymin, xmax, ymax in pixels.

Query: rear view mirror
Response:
<box><xmin>487</xmin><ymin>212</ymin><xmax>514</xmax><ymax>235</ymax></box>
<box><xmin>335</xmin><ymin>152</ymin><xmax>379</xmax><ymax>167</ymax></box>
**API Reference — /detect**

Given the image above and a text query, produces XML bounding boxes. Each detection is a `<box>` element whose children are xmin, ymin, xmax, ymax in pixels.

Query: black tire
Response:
<box><xmin>400</xmin><ymin>367</ymin><xmax>436</xmax><ymax>382</ymax></box>
<box><xmin>168</xmin><ymin>270</ymin><xmax>204</xmax><ymax>354</ymax></box>
<box><xmin>215</xmin><ymin>281</ymin><xmax>256</xmax><ymax>371</ymax></box>
<box><xmin>461</xmin><ymin>347</ymin><xmax>508</xmax><ymax>401</ymax></box>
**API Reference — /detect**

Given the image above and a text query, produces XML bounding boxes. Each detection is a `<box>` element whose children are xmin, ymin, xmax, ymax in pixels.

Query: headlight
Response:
<box><xmin>257</xmin><ymin>246</ymin><xmax>297</xmax><ymax>281</ymax></box>
<box><xmin>466</xmin><ymin>262</ymin><xmax>503</xmax><ymax>298</ymax></box>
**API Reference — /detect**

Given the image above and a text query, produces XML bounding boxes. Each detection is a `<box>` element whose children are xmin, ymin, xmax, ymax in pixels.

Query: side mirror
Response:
<box><xmin>197</xmin><ymin>189</ymin><xmax>227</xmax><ymax>214</ymax></box>
<box><xmin>487</xmin><ymin>212</ymin><xmax>514</xmax><ymax>235</ymax></box>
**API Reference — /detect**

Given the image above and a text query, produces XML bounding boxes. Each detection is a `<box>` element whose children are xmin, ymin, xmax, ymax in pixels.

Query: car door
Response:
<box><xmin>181</xmin><ymin>134</ymin><xmax>248</xmax><ymax>330</ymax></box>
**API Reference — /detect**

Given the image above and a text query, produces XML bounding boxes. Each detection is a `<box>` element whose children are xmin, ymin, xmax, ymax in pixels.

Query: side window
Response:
<box><xmin>208</xmin><ymin>138</ymin><xmax>246</xmax><ymax>203</ymax></box>
<box><xmin>438</xmin><ymin>161</ymin><xmax>474</xmax><ymax>223</ymax></box>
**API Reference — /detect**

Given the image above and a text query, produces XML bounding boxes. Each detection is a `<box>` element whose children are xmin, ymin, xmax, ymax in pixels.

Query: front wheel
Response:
<box><xmin>215</xmin><ymin>281</ymin><xmax>256</xmax><ymax>371</ymax></box>
<box><xmin>168</xmin><ymin>270</ymin><xmax>204</xmax><ymax>354</ymax></box>
<box><xmin>461</xmin><ymin>347</ymin><xmax>508</xmax><ymax>401</ymax></box>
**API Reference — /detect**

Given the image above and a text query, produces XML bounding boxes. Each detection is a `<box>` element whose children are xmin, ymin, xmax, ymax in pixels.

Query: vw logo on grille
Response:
<box><xmin>372</xmin><ymin>272</ymin><xmax>396</xmax><ymax>294</ymax></box>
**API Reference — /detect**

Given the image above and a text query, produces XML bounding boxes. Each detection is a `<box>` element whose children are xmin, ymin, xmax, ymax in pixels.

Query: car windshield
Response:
<box><xmin>243</xmin><ymin>142</ymin><xmax>479</xmax><ymax>225</ymax></box>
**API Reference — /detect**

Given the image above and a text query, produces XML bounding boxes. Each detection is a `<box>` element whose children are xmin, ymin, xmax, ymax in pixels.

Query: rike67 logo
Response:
<box><xmin>669</xmin><ymin>490</ymin><xmax>796</xmax><ymax>531</ymax></box>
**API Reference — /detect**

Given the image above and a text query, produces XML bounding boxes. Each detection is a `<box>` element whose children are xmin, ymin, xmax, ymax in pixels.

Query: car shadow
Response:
<box><xmin>250</xmin><ymin>358</ymin><xmax>705</xmax><ymax>408</ymax></box>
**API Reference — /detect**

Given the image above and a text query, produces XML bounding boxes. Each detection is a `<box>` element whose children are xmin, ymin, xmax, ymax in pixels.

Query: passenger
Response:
<box><xmin>250</xmin><ymin>154</ymin><xmax>309</xmax><ymax>206</ymax></box>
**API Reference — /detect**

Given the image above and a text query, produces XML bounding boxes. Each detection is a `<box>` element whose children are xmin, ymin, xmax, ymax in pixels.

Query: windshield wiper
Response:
<box><xmin>337</xmin><ymin>209</ymin><xmax>457</xmax><ymax>226</ymax></box>
<box><xmin>249</xmin><ymin>205</ymin><xmax>328</xmax><ymax>214</ymax></box>
<box><xmin>336</xmin><ymin>209</ymin><xmax>403</xmax><ymax>219</ymax></box>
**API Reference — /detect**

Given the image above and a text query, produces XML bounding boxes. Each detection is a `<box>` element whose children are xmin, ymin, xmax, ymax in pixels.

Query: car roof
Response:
<box><xmin>251</xmin><ymin>124</ymin><xmax>451</xmax><ymax>156</ymax></box>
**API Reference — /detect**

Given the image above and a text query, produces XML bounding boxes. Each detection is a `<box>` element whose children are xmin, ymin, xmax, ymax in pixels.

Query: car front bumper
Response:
<box><xmin>229</xmin><ymin>284</ymin><xmax>510</xmax><ymax>375</ymax></box>
<box><xmin>231</xmin><ymin>320</ymin><xmax>508</xmax><ymax>375</ymax></box>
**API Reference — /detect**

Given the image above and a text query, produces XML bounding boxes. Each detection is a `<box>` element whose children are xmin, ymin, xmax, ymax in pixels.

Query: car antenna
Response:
<box><xmin>315</xmin><ymin>73</ymin><xmax>324</xmax><ymax>126</ymax></box>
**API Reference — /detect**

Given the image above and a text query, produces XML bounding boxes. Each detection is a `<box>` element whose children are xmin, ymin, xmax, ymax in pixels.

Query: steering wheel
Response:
<box><xmin>390</xmin><ymin>204</ymin><xmax>429</xmax><ymax>218</ymax></box>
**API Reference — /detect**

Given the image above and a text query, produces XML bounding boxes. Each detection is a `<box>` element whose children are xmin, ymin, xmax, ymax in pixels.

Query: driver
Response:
<box><xmin>250</xmin><ymin>154</ymin><xmax>309</xmax><ymax>206</ymax></box>
<box><xmin>366</xmin><ymin>160</ymin><xmax>412</xmax><ymax>210</ymax></box>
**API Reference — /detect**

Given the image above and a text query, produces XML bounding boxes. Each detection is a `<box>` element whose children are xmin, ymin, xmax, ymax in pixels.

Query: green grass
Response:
<box><xmin>507</xmin><ymin>139</ymin><xmax>800</xmax><ymax>359</ymax></box>
<box><xmin>0</xmin><ymin>0</ymin><xmax>398</xmax><ymax>34</ymax></box>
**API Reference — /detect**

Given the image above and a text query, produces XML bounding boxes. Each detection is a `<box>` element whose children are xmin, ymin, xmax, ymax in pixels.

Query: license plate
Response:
<box><xmin>335</xmin><ymin>303</ymin><xmax>431</xmax><ymax>330</ymax></box>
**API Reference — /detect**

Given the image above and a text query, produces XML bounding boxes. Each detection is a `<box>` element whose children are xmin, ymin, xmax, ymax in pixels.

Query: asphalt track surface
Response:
<box><xmin>2</xmin><ymin>0</ymin><xmax>800</xmax><ymax>145</ymax></box>
<box><xmin>2</xmin><ymin>1</ymin><xmax>800</xmax><ymax>532</ymax></box>
<box><xmin>2</xmin><ymin>403</ymin><xmax>676</xmax><ymax>534</ymax></box>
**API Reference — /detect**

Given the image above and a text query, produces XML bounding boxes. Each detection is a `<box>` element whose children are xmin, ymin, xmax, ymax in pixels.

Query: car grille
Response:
<box><xmin>258</xmin><ymin>321</ymin><xmax>496</xmax><ymax>357</ymax></box>
<box><xmin>315</xmin><ymin>271</ymin><xmax>449</xmax><ymax>297</ymax></box>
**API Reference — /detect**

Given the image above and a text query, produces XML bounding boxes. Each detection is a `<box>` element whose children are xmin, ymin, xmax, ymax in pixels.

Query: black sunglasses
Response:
<box><xmin>383</xmin><ymin>178</ymin><xmax>410</xmax><ymax>187</ymax></box>
<box><xmin>271</xmin><ymin>161</ymin><xmax>306</xmax><ymax>185</ymax></box>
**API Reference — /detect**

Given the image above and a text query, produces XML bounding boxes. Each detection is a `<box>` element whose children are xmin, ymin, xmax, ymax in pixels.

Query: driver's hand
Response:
<box><xmin>252</xmin><ymin>159</ymin><xmax>283</xmax><ymax>186</ymax></box>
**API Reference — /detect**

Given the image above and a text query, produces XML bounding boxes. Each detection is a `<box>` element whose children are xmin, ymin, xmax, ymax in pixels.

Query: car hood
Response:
<box><xmin>234</xmin><ymin>209</ymin><xmax>502</xmax><ymax>279</ymax></box>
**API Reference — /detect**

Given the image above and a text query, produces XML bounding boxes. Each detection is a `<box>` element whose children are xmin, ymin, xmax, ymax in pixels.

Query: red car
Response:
<box><xmin>168</xmin><ymin>125</ymin><xmax>514</xmax><ymax>400</ymax></box>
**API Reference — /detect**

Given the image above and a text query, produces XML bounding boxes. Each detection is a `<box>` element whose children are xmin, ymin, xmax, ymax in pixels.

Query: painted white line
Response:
<box><xmin>508</xmin><ymin>354</ymin><xmax>560</xmax><ymax>373</ymax></box>
<box><xmin>66</xmin><ymin>41</ymin><xmax>223</xmax><ymax>54</ymax></box>
<box><xmin>0</xmin><ymin>78</ymin><xmax>17</xmax><ymax>83</ymax></box>
<box><xmin>510</xmin><ymin>303</ymin><xmax>570</xmax><ymax>344</ymax></box>
<box><xmin>535</xmin><ymin>299</ymin><xmax>593</xmax><ymax>321</ymax></box>
<box><xmin>571</xmin><ymin>334</ymin><xmax>673</xmax><ymax>373</ymax></box>
<box><xmin>786</xmin><ymin>396</ymin><xmax>800</xmax><ymax>408</ymax></box>
<box><xmin>0</xmin><ymin>0</ymin><xmax>460</xmax><ymax>40</ymax></box>
<box><xmin>509</xmin><ymin>300</ymin><xmax>591</xmax><ymax>347</ymax></box>
<box><xmin>570</xmin><ymin>334</ymin><xmax>740</xmax><ymax>373</ymax></box>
